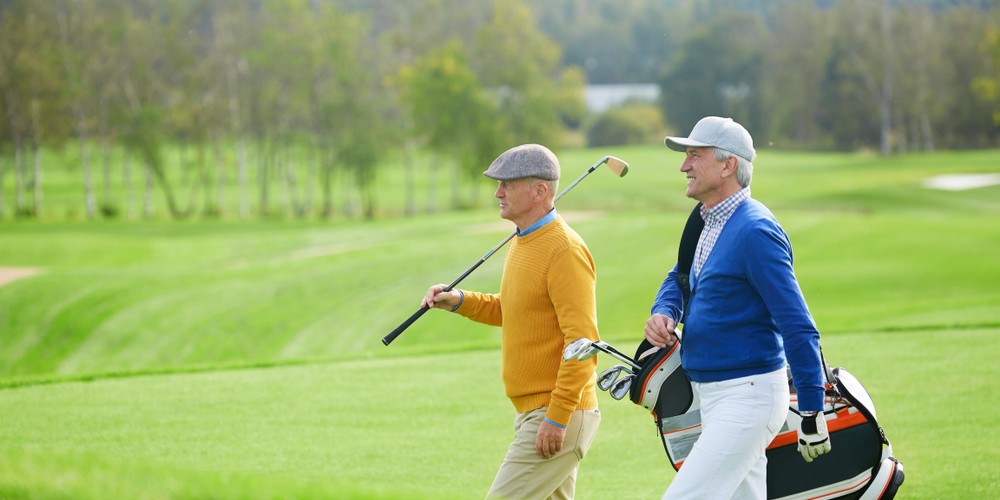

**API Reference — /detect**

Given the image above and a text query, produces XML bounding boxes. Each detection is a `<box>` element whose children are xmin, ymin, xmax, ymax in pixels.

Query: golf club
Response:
<box><xmin>382</xmin><ymin>155</ymin><xmax>629</xmax><ymax>346</ymax></box>
<box><xmin>597</xmin><ymin>365</ymin><xmax>631</xmax><ymax>392</ymax></box>
<box><xmin>610</xmin><ymin>373</ymin><xmax>635</xmax><ymax>400</ymax></box>
<box><xmin>563</xmin><ymin>338</ymin><xmax>642</xmax><ymax>370</ymax></box>
<box><xmin>563</xmin><ymin>338</ymin><xmax>594</xmax><ymax>361</ymax></box>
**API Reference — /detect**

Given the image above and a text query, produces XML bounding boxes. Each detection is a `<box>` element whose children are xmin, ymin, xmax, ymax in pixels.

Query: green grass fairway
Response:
<box><xmin>0</xmin><ymin>328</ymin><xmax>997</xmax><ymax>498</ymax></box>
<box><xmin>1</xmin><ymin>147</ymin><xmax>999</xmax><ymax>497</ymax></box>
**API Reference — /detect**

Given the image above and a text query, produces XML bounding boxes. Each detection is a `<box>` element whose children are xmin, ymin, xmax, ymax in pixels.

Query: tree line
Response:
<box><xmin>1</xmin><ymin>0</ymin><xmax>997</xmax><ymax>220</ymax></box>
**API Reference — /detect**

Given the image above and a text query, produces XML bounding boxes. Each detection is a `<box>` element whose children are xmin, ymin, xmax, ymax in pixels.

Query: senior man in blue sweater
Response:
<box><xmin>645</xmin><ymin>116</ymin><xmax>832</xmax><ymax>499</ymax></box>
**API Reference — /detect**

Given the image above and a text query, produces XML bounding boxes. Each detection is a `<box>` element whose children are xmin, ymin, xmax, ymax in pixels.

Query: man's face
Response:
<box><xmin>679</xmin><ymin>147</ymin><xmax>729</xmax><ymax>203</ymax></box>
<box><xmin>494</xmin><ymin>178</ymin><xmax>537</xmax><ymax>223</ymax></box>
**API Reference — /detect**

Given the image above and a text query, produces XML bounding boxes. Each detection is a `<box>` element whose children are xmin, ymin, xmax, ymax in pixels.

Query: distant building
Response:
<box><xmin>584</xmin><ymin>84</ymin><xmax>660</xmax><ymax>112</ymax></box>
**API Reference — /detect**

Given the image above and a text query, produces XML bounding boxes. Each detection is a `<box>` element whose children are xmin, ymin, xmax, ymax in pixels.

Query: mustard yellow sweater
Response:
<box><xmin>456</xmin><ymin>216</ymin><xmax>599</xmax><ymax>426</ymax></box>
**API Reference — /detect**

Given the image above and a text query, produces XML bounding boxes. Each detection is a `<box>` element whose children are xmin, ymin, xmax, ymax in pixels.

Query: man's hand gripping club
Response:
<box><xmin>422</xmin><ymin>284</ymin><xmax>462</xmax><ymax>311</ymax></box>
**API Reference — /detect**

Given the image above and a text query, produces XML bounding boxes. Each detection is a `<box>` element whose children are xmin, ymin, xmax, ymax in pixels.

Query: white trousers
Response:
<box><xmin>663</xmin><ymin>368</ymin><xmax>790</xmax><ymax>500</ymax></box>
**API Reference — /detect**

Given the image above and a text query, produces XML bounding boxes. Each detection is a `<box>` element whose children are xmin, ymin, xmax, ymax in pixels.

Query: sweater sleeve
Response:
<box><xmin>651</xmin><ymin>263</ymin><xmax>684</xmax><ymax>322</ymax></box>
<box><xmin>454</xmin><ymin>290</ymin><xmax>503</xmax><ymax>327</ymax></box>
<box><xmin>544</xmin><ymin>244</ymin><xmax>599</xmax><ymax>426</ymax></box>
<box><xmin>743</xmin><ymin>221</ymin><xmax>826</xmax><ymax>411</ymax></box>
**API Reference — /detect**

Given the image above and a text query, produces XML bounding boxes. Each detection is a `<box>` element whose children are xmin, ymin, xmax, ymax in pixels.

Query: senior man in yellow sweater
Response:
<box><xmin>422</xmin><ymin>144</ymin><xmax>601</xmax><ymax>499</ymax></box>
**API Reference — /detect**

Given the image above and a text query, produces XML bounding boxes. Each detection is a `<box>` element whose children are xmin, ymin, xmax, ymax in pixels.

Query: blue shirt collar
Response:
<box><xmin>517</xmin><ymin>208</ymin><xmax>558</xmax><ymax>237</ymax></box>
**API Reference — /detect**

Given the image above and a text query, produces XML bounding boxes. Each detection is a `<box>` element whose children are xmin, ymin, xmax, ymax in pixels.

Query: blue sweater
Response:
<box><xmin>651</xmin><ymin>199</ymin><xmax>826</xmax><ymax>411</ymax></box>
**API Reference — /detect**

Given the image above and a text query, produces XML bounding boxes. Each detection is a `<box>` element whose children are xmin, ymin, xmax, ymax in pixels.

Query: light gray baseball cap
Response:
<box><xmin>483</xmin><ymin>144</ymin><xmax>560</xmax><ymax>181</ymax></box>
<box><xmin>664</xmin><ymin>116</ymin><xmax>756</xmax><ymax>162</ymax></box>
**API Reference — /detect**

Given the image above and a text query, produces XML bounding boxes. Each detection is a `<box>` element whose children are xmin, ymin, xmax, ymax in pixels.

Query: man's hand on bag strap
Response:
<box><xmin>797</xmin><ymin>411</ymin><xmax>832</xmax><ymax>463</ymax></box>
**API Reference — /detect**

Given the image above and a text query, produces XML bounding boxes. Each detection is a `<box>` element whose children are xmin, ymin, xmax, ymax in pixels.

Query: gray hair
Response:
<box><xmin>531</xmin><ymin>177</ymin><xmax>559</xmax><ymax>200</ymax></box>
<box><xmin>714</xmin><ymin>148</ymin><xmax>753</xmax><ymax>187</ymax></box>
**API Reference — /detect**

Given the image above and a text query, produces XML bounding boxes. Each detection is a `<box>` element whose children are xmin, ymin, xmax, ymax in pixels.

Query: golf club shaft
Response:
<box><xmin>381</xmin><ymin>156</ymin><xmax>614</xmax><ymax>346</ymax></box>
<box><xmin>593</xmin><ymin>343</ymin><xmax>642</xmax><ymax>370</ymax></box>
<box><xmin>381</xmin><ymin>233</ymin><xmax>515</xmax><ymax>346</ymax></box>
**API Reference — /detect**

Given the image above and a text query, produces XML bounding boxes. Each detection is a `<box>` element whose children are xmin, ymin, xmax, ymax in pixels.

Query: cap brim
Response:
<box><xmin>483</xmin><ymin>170</ymin><xmax>534</xmax><ymax>181</ymax></box>
<box><xmin>664</xmin><ymin>136</ymin><xmax>712</xmax><ymax>152</ymax></box>
<box><xmin>482</xmin><ymin>170</ymin><xmax>558</xmax><ymax>181</ymax></box>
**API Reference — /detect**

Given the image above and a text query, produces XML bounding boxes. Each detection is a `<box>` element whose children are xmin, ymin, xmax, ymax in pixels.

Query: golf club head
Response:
<box><xmin>610</xmin><ymin>374</ymin><xmax>634</xmax><ymax>400</ymax></box>
<box><xmin>576</xmin><ymin>344</ymin><xmax>600</xmax><ymax>361</ymax></box>
<box><xmin>597</xmin><ymin>365</ymin><xmax>629</xmax><ymax>392</ymax></box>
<box><xmin>605</xmin><ymin>156</ymin><xmax>629</xmax><ymax>177</ymax></box>
<box><xmin>563</xmin><ymin>338</ymin><xmax>594</xmax><ymax>362</ymax></box>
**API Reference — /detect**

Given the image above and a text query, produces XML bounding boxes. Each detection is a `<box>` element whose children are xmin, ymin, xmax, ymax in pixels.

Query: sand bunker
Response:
<box><xmin>923</xmin><ymin>173</ymin><xmax>1000</xmax><ymax>191</ymax></box>
<box><xmin>0</xmin><ymin>267</ymin><xmax>41</xmax><ymax>287</ymax></box>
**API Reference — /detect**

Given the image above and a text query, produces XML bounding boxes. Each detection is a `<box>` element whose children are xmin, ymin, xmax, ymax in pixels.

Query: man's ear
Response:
<box><xmin>722</xmin><ymin>156</ymin><xmax>739</xmax><ymax>177</ymax></box>
<box><xmin>533</xmin><ymin>180</ymin><xmax>549</xmax><ymax>200</ymax></box>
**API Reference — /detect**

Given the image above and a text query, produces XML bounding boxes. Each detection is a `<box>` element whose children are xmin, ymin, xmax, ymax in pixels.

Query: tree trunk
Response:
<box><xmin>450</xmin><ymin>160</ymin><xmax>459</xmax><ymax>209</ymax></box>
<box><xmin>237</xmin><ymin>136</ymin><xmax>248</xmax><ymax>218</ymax></box>
<box><xmin>124</xmin><ymin>150</ymin><xmax>134</xmax><ymax>219</ymax></box>
<box><xmin>30</xmin><ymin>97</ymin><xmax>42</xmax><ymax>217</ymax></box>
<box><xmin>920</xmin><ymin>113</ymin><xmax>934</xmax><ymax>152</ymax></box>
<box><xmin>81</xmin><ymin>139</ymin><xmax>96</xmax><ymax>219</ymax></box>
<box><xmin>0</xmin><ymin>153</ymin><xmax>5</xmax><ymax>219</ymax></box>
<box><xmin>214</xmin><ymin>131</ymin><xmax>226</xmax><ymax>215</ymax></box>
<box><xmin>879</xmin><ymin>3</ymin><xmax>893</xmax><ymax>156</ymax></box>
<box><xmin>320</xmin><ymin>151</ymin><xmax>333</xmax><ymax>218</ymax></box>
<box><xmin>257</xmin><ymin>137</ymin><xmax>269</xmax><ymax>216</ymax></box>
<box><xmin>31</xmin><ymin>137</ymin><xmax>42</xmax><ymax>218</ymax></box>
<box><xmin>143</xmin><ymin>162</ymin><xmax>154</xmax><ymax>218</ymax></box>
<box><xmin>14</xmin><ymin>138</ymin><xmax>25</xmax><ymax>215</ymax></box>
<box><xmin>404</xmin><ymin>141</ymin><xmax>415</xmax><ymax>216</ymax></box>
<box><xmin>427</xmin><ymin>153</ymin><xmax>437</xmax><ymax>214</ymax></box>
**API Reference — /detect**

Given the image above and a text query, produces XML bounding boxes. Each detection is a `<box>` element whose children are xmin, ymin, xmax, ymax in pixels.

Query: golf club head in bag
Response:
<box><xmin>609</xmin><ymin>373</ymin><xmax>635</xmax><ymax>400</ymax></box>
<box><xmin>597</xmin><ymin>365</ymin><xmax>632</xmax><ymax>392</ymax></box>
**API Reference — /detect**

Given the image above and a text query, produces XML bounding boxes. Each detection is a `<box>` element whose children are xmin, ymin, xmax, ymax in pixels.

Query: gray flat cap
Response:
<box><xmin>664</xmin><ymin>116</ymin><xmax>756</xmax><ymax>162</ymax></box>
<box><xmin>484</xmin><ymin>144</ymin><xmax>560</xmax><ymax>181</ymax></box>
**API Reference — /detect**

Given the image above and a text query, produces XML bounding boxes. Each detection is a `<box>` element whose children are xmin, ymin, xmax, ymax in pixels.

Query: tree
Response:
<box><xmin>760</xmin><ymin>0</ymin><xmax>835</xmax><ymax>148</ymax></box>
<box><xmin>397</xmin><ymin>40</ymin><xmax>501</xmax><ymax>209</ymax></box>
<box><xmin>473</xmin><ymin>0</ymin><xmax>569</xmax><ymax>147</ymax></box>
<box><xmin>973</xmin><ymin>6</ymin><xmax>1000</xmax><ymax>127</ymax></box>
<box><xmin>658</xmin><ymin>9</ymin><xmax>768</xmax><ymax>137</ymax></box>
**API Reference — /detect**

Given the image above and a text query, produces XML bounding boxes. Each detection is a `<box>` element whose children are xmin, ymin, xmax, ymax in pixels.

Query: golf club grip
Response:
<box><xmin>382</xmin><ymin>306</ymin><xmax>431</xmax><ymax>345</ymax></box>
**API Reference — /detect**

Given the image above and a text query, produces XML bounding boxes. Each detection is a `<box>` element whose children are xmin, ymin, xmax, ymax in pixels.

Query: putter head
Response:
<box><xmin>610</xmin><ymin>374</ymin><xmax>634</xmax><ymax>400</ymax></box>
<box><xmin>597</xmin><ymin>365</ymin><xmax>629</xmax><ymax>392</ymax></box>
<box><xmin>563</xmin><ymin>338</ymin><xmax>594</xmax><ymax>362</ymax></box>
<box><xmin>605</xmin><ymin>156</ymin><xmax>629</xmax><ymax>177</ymax></box>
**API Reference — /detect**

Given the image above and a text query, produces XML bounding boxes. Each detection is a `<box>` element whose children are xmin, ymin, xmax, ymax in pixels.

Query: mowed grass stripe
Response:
<box><xmin>1</xmin><ymin>207</ymin><xmax>999</xmax><ymax>380</ymax></box>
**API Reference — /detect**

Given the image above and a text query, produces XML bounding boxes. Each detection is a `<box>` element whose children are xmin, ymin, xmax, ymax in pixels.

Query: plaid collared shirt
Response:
<box><xmin>693</xmin><ymin>187</ymin><xmax>751</xmax><ymax>279</ymax></box>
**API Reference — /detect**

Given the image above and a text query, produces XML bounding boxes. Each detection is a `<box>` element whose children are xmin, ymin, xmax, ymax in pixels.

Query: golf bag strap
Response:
<box><xmin>676</xmin><ymin>203</ymin><xmax>704</xmax><ymax>305</ymax></box>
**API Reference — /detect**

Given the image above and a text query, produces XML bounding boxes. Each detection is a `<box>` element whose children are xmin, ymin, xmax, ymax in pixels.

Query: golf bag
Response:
<box><xmin>629</xmin><ymin>341</ymin><xmax>905</xmax><ymax>500</ymax></box>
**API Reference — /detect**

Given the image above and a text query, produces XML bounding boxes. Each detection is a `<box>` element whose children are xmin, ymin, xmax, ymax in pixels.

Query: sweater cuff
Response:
<box><xmin>544</xmin><ymin>405</ymin><xmax>574</xmax><ymax>428</ymax></box>
<box><xmin>543</xmin><ymin>418</ymin><xmax>566</xmax><ymax>429</ymax></box>
<box><xmin>449</xmin><ymin>289</ymin><xmax>465</xmax><ymax>312</ymax></box>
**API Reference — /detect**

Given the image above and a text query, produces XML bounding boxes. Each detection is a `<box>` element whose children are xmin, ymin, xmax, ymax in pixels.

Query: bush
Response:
<box><xmin>586</xmin><ymin>104</ymin><xmax>666</xmax><ymax>147</ymax></box>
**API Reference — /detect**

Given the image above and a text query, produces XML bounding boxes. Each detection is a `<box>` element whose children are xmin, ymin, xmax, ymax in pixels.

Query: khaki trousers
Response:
<box><xmin>487</xmin><ymin>407</ymin><xmax>601</xmax><ymax>500</ymax></box>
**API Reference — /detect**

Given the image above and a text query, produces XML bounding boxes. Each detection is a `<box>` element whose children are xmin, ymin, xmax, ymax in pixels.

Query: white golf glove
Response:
<box><xmin>797</xmin><ymin>412</ymin><xmax>832</xmax><ymax>462</ymax></box>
